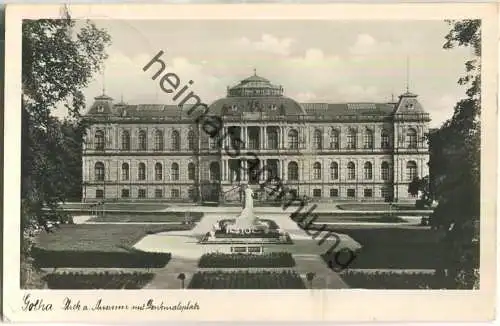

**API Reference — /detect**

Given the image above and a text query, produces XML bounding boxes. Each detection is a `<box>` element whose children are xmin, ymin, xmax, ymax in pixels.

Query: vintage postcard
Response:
<box><xmin>2</xmin><ymin>2</ymin><xmax>497</xmax><ymax>323</ymax></box>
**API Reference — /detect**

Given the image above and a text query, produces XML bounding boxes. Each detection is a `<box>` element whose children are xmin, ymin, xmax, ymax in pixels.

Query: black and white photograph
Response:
<box><xmin>3</xmin><ymin>3</ymin><xmax>497</xmax><ymax>323</ymax></box>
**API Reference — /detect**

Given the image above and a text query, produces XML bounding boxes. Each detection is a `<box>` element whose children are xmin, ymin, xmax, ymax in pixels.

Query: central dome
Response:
<box><xmin>227</xmin><ymin>71</ymin><xmax>284</xmax><ymax>97</ymax></box>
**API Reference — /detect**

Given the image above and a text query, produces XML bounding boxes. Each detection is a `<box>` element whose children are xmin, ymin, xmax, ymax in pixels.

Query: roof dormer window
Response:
<box><xmin>97</xmin><ymin>105</ymin><xmax>104</xmax><ymax>113</ymax></box>
<box><xmin>270</xmin><ymin>104</ymin><xmax>277</xmax><ymax>111</ymax></box>
<box><xmin>231</xmin><ymin>104</ymin><xmax>238</xmax><ymax>112</ymax></box>
<box><xmin>406</xmin><ymin>103</ymin><xmax>414</xmax><ymax>110</ymax></box>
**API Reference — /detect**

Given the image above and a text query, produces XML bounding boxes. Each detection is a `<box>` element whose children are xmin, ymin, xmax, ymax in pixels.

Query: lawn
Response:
<box><xmin>59</xmin><ymin>202</ymin><xmax>172</xmax><ymax>212</ymax></box>
<box><xmin>35</xmin><ymin>224</ymin><xmax>185</xmax><ymax>252</ymax></box>
<box><xmin>336</xmin><ymin>203</ymin><xmax>421</xmax><ymax>211</ymax></box>
<box><xmin>86</xmin><ymin>212</ymin><xmax>203</xmax><ymax>223</ymax></box>
<box><xmin>321</xmin><ymin>226</ymin><xmax>442</xmax><ymax>269</ymax></box>
<box><xmin>314</xmin><ymin>214</ymin><xmax>407</xmax><ymax>223</ymax></box>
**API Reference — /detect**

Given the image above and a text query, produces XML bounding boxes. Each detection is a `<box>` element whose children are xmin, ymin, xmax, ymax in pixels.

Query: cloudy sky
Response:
<box><xmin>62</xmin><ymin>20</ymin><xmax>475</xmax><ymax>128</ymax></box>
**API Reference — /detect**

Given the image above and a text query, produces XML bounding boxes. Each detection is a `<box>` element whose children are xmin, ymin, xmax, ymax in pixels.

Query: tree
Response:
<box><xmin>430</xmin><ymin>20</ymin><xmax>480</xmax><ymax>288</ymax></box>
<box><xmin>21</xmin><ymin>7</ymin><xmax>111</xmax><ymax>287</ymax></box>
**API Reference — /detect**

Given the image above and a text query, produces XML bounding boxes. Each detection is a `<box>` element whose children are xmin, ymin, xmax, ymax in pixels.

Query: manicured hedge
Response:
<box><xmin>44</xmin><ymin>272</ymin><xmax>154</xmax><ymax>289</ymax></box>
<box><xmin>188</xmin><ymin>270</ymin><xmax>306</xmax><ymax>289</ymax></box>
<box><xmin>341</xmin><ymin>271</ymin><xmax>451</xmax><ymax>289</ymax></box>
<box><xmin>198</xmin><ymin>252</ymin><xmax>296</xmax><ymax>268</ymax></box>
<box><xmin>32</xmin><ymin>247</ymin><xmax>171</xmax><ymax>268</ymax></box>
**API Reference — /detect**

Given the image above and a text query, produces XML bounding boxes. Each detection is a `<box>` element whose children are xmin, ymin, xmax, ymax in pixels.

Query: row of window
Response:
<box><xmin>287</xmin><ymin>161</ymin><xmax>417</xmax><ymax>181</ymax></box>
<box><xmin>95</xmin><ymin>188</ymin><xmax>181</xmax><ymax>199</ymax></box>
<box><xmin>93</xmin><ymin>129</ymin><xmax>196</xmax><ymax>151</ymax></box>
<box><xmin>94</xmin><ymin>187</ymin><xmax>392</xmax><ymax>199</ymax></box>
<box><xmin>93</xmin><ymin>160</ymin><xmax>418</xmax><ymax>182</ymax></box>
<box><xmin>94</xmin><ymin>162</ymin><xmax>196</xmax><ymax>181</ymax></box>
<box><xmin>312</xmin><ymin>188</ymin><xmax>390</xmax><ymax>198</ymax></box>
<box><xmin>92</xmin><ymin>127</ymin><xmax>420</xmax><ymax>151</ymax></box>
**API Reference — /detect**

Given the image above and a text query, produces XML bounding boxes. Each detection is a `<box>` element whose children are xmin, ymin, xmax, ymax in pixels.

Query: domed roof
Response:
<box><xmin>226</xmin><ymin>71</ymin><xmax>284</xmax><ymax>98</ymax></box>
<box><xmin>233</xmin><ymin>74</ymin><xmax>273</xmax><ymax>88</ymax></box>
<box><xmin>209</xmin><ymin>96</ymin><xmax>306</xmax><ymax>116</ymax></box>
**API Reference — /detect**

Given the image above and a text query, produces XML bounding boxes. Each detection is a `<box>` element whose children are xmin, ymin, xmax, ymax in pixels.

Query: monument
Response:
<box><xmin>200</xmin><ymin>184</ymin><xmax>292</xmax><ymax>248</ymax></box>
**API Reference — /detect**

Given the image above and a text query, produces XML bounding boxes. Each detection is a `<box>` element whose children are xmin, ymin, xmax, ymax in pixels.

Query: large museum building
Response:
<box><xmin>82</xmin><ymin>72</ymin><xmax>430</xmax><ymax>203</ymax></box>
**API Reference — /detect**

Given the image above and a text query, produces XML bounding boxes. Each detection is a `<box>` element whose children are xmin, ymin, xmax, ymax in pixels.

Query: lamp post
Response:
<box><xmin>306</xmin><ymin>272</ymin><xmax>315</xmax><ymax>289</ymax></box>
<box><xmin>177</xmin><ymin>273</ymin><xmax>186</xmax><ymax>289</ymax></box>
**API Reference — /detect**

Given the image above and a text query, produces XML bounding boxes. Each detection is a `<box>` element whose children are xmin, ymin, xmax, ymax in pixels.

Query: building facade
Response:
<box><xmin>82</xmin><ymin>73</ymin><xmax>430</xmax><ymax>203</ymax></box>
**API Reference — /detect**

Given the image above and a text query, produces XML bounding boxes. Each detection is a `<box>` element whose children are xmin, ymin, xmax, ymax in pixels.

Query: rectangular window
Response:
<box><xmin>364</xmin><ymin>189</ymin><xmax>373</xmax><ymax>198</ymax></box>
<box><xmin>138</xmin><ymin>189</ymin><xmax>146</xmax><ymax>198</ymax></box>
<box><xmin>382</xmin><ymin>188</ymin><xmax>392</xmax><ymax>201</ymax></box>
<box><xmin>121</xmin><ymin>189</ymin><xmax>130</xmax><ymax>198</ymax></box>
<box><xmin>313</xmin><ymin>189</ymin><xmax>322</xmax><ymax>198</ymax></box>
<box><xmin>330</xmin><ymin>188</ymin><xmax>339</xmax><ymax>197</ymax></box>
<box><xmin>96</xmin><ymin>189</ymin><xmax>104</xmax><ymax>199</ymax></box>
<box><xmin>155</xmin><ymin>189</ymin><xmax>163</xmax><ymax>198</ymax></box>
<box><xmin>171</xmin><ymin>189</ymin><xmax>180</xmax><ymax>198</ymax></box>
<box><xmin>347</xmin><ymin>189</ymin><xmax>355</xmax><ymax>198</ymax></box>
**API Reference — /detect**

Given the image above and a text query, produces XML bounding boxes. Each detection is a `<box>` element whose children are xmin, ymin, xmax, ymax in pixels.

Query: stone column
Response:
<box><xmin>263</xmin><ymin>126</ymin><xmax>267</xmax><ymax>149</ymax></box>
<box><xmin>281</xmin><ymin>160</ymin><xmax>285</xmax><ymax>181</ymax></box>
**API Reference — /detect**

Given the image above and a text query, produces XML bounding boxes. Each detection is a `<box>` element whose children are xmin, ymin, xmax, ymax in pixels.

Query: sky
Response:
<box><xmin>59</xmin><ymin>20</ymin><xmax>475</xmax><ymax>128</ymax></box>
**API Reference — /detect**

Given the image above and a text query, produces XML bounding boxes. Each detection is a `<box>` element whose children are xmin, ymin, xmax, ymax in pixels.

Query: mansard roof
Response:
<box><xmin>209</xmin><ymin>96</ymin><xmax>306</xmax><ymax>115</ymax></box>
<box><xmin>84</xmin><ymin>74</ymin><xmax>429</xmax><ymax>122</ymax></box>
<box><xmin>301</xmin><ymin>102</ymin><xmax>396</xmax><ymax>118</ymax></box>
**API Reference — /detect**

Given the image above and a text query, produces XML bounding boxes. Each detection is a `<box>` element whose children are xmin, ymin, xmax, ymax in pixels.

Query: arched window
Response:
<box><xmin>121</xmin><ymin>130</ymin><xmax>130</xmax><ymax>151</ymax></box>
<box><xmin>267</xmin><ymin>127</ymin><xmax>279</xmax><ymax>149</ymax></box>
<box><xmin>121</xmin><ymin>163</ymin><xmax>129</xmax><ymax>181</ymax></box>
<box><xmin>171</xmin><ymin>130</ymin><xmax>180</xmax><ymax>151</ymax></box>
<box><xmin>347</xmin><ymin>162</ymin><xmax>356</xmax><ymax>180</ymax></box>
<box><xmin>209</xmin><ymin>162</ymin><xmax>220</xmax><ymax>181</ymax></box>
<box><xmin>138</xmin><ymin>162</ymin><xmax>146</xmax><ymax>180</ymax></box>
<box><xmin>347</xmin><ymin>129</ymin><xmax>357</xmax><ymax>149</ymax></box>
<box><xmin>209</xmin><ymin>136</ymin><xmax>218</xmax><ymax>150</ymax></box>
<box><xmin>381</xmin><ymin>161</ymin><xmax>390</xmax><ymax>181</ymax></box>
<box><xmin>330</xmin><ymin>129</ymin><xmax>339</xmax><ymax>149</ymax></box>
<box><xmin>364</xmin><ymin>162</ymin><xmax>373</xmax><ymax>180</ymax></box>
<box><xmin>364</xmin><ymin>130</ymin><xmax>374</xmax><ymax>149</ymax></box>
<box><xmin>171</xmin><ymin>163</ymin><xmax>179</xmax><ymax>181</ymax></box>
<box><xmin>381</xmin><ymin>130</ymin><xmax>390</xmax><ymax>149</ymax></box>
<box><xmin>406</xmin><ymin>161</ymin><xmax>418</xmax><ymax>181</ymax></box>
<box><xmin>138</xmin><ymin>130</ymin><xmax>147</xmax><ymax>151</ymax></box>
<box><xmin>313</xmin><ymin>129</ymin><xmax>322</xmax><ymax>150</ymax></box>
<box><xmin>188</xmin><ymin>163</ymin><xmax>196</xmax><ymax>180</ymax></box>
<box><xmin>154</xmin><ymin>130</ymin><xmax>164</xmax><ymax>151</ymax></box>
<box><xmin>94</xmin><ymin>162</ymin><xmax>105</xmax><ymax>181</ymax></box>
<box><xmin>155</xmin><ymin>163</ymin><xmax>163</xmax><ymax>181</ymax></box>
<box><xmin>188</xmin><ymin>130</ymin><xmax>196</xmax><ymax>151</ymax></box>
<box><xmin>288</xmin><ymin>162</ymin><xmax>299</xmax><ymax>181</ymax></box>
<box><xmin>94</xmin><ymin>130</ymin><xmax>105</xmax><ymax>151</ymax></box>
<box><xmin>407</xmin><ymin>128</ymin><xmax>417</xmax><ymax>149</ymax></box>
<box><xmin>330</xmin><ymin>162</ymin><xmax>339</xmax><ymax>180</ymax></box>
<box><xmin>313</xmin><ymin>162</ymin><xmax>322</xmax><ymax>180</ymax></box>
<box><xmin>288</xmin><ymin>129</ymin><xmax>299</xmax><ymax>150</ymax></box>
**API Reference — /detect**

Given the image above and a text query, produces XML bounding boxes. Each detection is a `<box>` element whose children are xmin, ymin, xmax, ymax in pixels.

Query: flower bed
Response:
<box><xmin>32</xmin><ymin>247</ymin><xmax>172</xmax><ymax>268</ymax></box>
<box><xmin>188</xmin><ymin>270</ymin><xmax>306</xmax><ymax>289</ymax></box>
<box><xmin>44</xmin><ymin>272</ymin><xmax>154</xmax><ymax>289</ymax></box>
<box><xmin>213</xmin><ymin>231</ymin><xmax>281</xmax><ymax>239</ymax></box>
<box><xmin>341</xmin><ymin>271</ymin><xmax>450</xmax><ymax>289</ymax></box>
<box><xmin>198</xmin><ymin>252</ymin><xmax>296</xmax><ymax>268</ymax></box>
<box><xmin>218</xmin><ymin>218</ymin><xmax>279</xmax><ymax>230</ymax></box>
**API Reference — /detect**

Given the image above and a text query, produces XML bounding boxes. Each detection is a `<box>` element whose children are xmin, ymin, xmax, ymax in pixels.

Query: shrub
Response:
<box><xmin>198</xmin><ymin>252</ymin><xmax>295</xmax><ymax>268</ymax></box>
<box><xmin>44</xmin><ymin>272</ymin><xmax>154</xmax><ymax>289</ymax></box>
<box><xmin>32</xmin><ymin>247</ymin><xmax>171</xmax><ymax>268</ymax></box>
<box><xmin>341</xmin><ymin>271</ymin><xmax>452</xmax><ymax>289</ymax></box>
<box><xmin>188</xmin><ymin>270</ymin><xmax>306</xmax><ymax>289</ymax></box>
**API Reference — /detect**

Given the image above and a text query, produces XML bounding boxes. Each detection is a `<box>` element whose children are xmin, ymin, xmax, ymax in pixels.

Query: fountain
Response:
<box><xmin>199</xmin><ymin>184</ymin><xmax>291</xmax><ymax>248</ymax></box>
